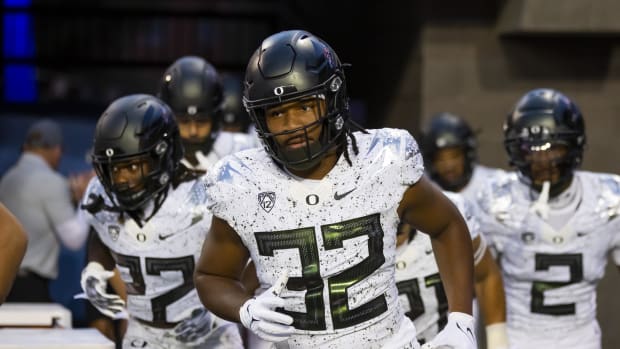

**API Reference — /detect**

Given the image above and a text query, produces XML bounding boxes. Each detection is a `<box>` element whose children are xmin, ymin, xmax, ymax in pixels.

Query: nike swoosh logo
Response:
<box><xmin>158</xmin><ymin>213</ymin><xmax>204</xmax><ymax>240</ymax></box>
<box><xmin>456</xmin><ymin>322</ymin><xmax>475</xmax><ymax>341</ymax></box>
<box><xmin>334</xmin><ymin>188</ymin><xmax>356</xmax><ymax>200</ymax></box>
<box><xmin>158</xmin><ymin>232</ymin><xmax>178</xmax><ymax>241</ymax></box>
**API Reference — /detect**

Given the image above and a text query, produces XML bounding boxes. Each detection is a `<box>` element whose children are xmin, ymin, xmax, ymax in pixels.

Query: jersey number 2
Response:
<box><xmin>254</xmin><ymin>213</ymin><xmax>387</xmax><ymax>331</ymax></box>
<box><xmin>531</xmin><ymin>253</ymin><xmax>583</xmax><ymax>315</ymax></box>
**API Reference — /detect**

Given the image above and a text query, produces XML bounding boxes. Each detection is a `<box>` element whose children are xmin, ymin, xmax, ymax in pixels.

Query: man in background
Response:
<box><xmin>0</xmin><ymin>119</ymin><xmax>90</xmax><ymax>302</ymax></box>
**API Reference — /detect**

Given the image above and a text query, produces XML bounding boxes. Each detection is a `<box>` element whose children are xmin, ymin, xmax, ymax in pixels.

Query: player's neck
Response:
<box><xmin>285</xmin><ymin>149</ymin><xmax>340</xmax><ymax>180</ymax></box>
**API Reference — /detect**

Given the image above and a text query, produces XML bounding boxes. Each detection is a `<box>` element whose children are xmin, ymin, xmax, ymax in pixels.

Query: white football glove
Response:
<box><xmin>75</xmin><ymin>262</ymin><xmax>127</xmax><ymax>319</ymax></box>
<box><xmin>239</xmin><ymin>271</ymin><xmax>295</xmax><ymax>343</ymax></box>
<box><xmin>421</xmin><ymin>312</ymin><xmax>477</xmax><ymax>349</ymax></box>
<box><xmin>169</xmin><ymin>307</ymin><xmax>214</xmax><ymax>345</ymax></box>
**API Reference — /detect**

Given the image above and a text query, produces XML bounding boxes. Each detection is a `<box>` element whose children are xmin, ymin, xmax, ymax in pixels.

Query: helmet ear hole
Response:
<box><xmin>155</xmin><ymin>141</ymin><xmax>168</xmax><ymax>156</ymax></box>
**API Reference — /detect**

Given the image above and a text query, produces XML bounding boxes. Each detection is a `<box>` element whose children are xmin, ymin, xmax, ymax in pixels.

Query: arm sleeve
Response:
<box><xmin>400</xmin><ymin>131</ymin><xmax>425</xmax><ymax>186</ymax></box>
<box><xmin>54</xmin><ymin>209</ymin><xmax>90</xmax><ymax>251</ymax></box>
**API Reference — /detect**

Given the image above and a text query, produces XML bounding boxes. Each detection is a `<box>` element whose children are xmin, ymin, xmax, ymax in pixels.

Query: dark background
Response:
<box><xmin>0</xmin><ymin>1</ymin><xmax>618</xmax><ymax>347</ymax></box>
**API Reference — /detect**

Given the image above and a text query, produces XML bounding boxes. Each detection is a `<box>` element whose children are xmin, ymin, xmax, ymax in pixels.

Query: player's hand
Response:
<box><xmin>239</xmin><ymin>271</ymin><xmax>295</xmax><ymax>343</ymax></box>
<box><xmin>421</xmin><ymin>312</ymin><xmax>477</xmax><ymax>349</ymax></box>
<box><xmin>76</xmin><ymin>262</ymin><xmax>127</xmax><ymax>319</ymax></box>
<box><xmin>171</xmin><ymin>307</ymin><xmax>214</xmax><ymax>345</ymax></box>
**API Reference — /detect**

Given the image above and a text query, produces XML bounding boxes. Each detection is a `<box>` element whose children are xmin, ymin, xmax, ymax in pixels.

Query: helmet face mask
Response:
<box><xmin>255</xmin><ymin>94</ymin><xmax>337</xmax><ymax>171</ymax></box>
<box><xmin>243</xmin><ymin>30</ymin><xmax>350</xmax><ymax>172</ymax></box>
<box><xmin>504</xmin><ymin>88</ymin><xmax>586</xmax><ymax>195</ymax></box>
<box><xmin>92</xmin><ymin>94</ymin><xmax>182</xmax><ymax>212</ymax></box>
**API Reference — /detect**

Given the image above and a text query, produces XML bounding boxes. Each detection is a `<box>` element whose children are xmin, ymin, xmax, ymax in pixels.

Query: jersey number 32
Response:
<box><xmin>255</xmin><ymin>213</ymin><xmax>387</xmax><ymax>331</ymax></box>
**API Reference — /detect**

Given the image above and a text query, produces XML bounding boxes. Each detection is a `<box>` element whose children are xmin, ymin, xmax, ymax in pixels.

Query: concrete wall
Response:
<box><xmin>418</xmin><ymin>24</ymin><xmax>620</xmax><ymax>175</ymax></box>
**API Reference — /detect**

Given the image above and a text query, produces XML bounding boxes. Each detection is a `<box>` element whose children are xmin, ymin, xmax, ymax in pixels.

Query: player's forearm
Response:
<box><xmin>0</xmin><ymin>224</ymin><xmax>27</xmax><ymax>304</ymax></box>
<box><xmin>86</xmin><ymin>228</ymin><xmax>116</xmax><ymax>270</ymax></box>
<box><xmin>110</xmin><ymin>269</ymin><xmax>127</xmax><ymax>301</ymax></box>
<box><xmin>194</xmin><ymin>272</ymin><xmax>252</xmax><ymax>323</ymax></box>
<box><xmin>431</xmin><ymin>221</ymin><xmax>474</xmax><ymax>314</ymax></box>
<box><xmin>474</xmin><ymin>252</ymin><xmax>506</xmax><ymax>325</ymax></box>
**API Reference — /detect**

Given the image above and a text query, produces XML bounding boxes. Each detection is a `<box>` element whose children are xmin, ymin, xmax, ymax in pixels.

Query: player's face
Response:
<box><xmin>111</xmin><ymin>158</ymin><xmax>151</xmax><ymax>192</ymax></box>
<box><xmin>177</xmin><ymin>115</ymin><xmax>213</xmax><ymax>143</ymax></box>
<box><xmin>524</xmin><ymin>143</ymin><xmax>569</xmax><ymax>186</ymax></box>
<box><xmin>432</xmin><ymin>147</ymin><xmax>466</xmax><ymax>186</ymax></box>
<box><xmin>264</xmin><ymin>97</ymin><xmax>325</xmax><ymax>151</ymax></box>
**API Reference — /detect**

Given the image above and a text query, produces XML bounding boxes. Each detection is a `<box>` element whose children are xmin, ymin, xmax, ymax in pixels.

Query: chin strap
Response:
<box><xmin>529</xmin><ymin>180</ymin><xmax>550</xmax><ymax>219</ymax></box>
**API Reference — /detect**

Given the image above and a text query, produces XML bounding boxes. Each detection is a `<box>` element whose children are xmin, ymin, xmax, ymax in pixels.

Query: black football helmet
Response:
<box><xmin>422</xmin><ymin>112</ymin><xmax>477</xmax><ymax>191</ymax></box>
<box><xmin>504</xmin><ymin>88</ymin><xmax>586</xmax><ymax>194</ymax></box>
<box><xmin>221</xmin><ymin>86</ymin><xmax>252</xmax><ymax>132</ymax></box>
<box><xmin>92</xmin><ymin>94</ymin><xmax>183</xmax><ymax>212</ymax></box>
<box><xmin>243</xmin><ymin>30</ymin><xmax>351</xmax><ymax>171</ymax></box>
<box><xmin>159</xmin><ymin>56</ymin><xmax>224</xmax><ymax>160</ymax></box>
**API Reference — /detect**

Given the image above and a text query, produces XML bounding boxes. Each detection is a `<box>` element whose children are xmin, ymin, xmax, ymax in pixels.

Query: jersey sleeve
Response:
<box><xmin>444</xmin><ymin>191</ymin><xmax>480</xmax><ymax>241</ymax></box>
<box><xmin>400</xmin><ymin>130</ymin><xmax>425</xmax><ymax>186</ymax></box>
<box><xmin>79</xmin><ymin>176</ymin><xmax>103</xmax><ymax>222</ymax></box>
<box><xmin>473</xmin><ymin>180</ymin><xmax>508</xmax><ymax>255</ymax></box>
<box><xmin>596</xmin><ymin>174</ymin><xmax>620</xmax><ymax>266</ymax></box>
<box><xmin>612</xmin><ymin>229</ymin><xmax>620</xmax><ymax>266</ymax></box>
<box><xmin>204</xmin><ymin>156</ymin><xmax>239</xmax><ymax>224</ymax></box>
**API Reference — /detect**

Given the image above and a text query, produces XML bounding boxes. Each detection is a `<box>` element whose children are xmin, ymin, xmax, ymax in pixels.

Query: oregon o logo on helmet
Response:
<box><xmin>274</xmin><ymin>86</ymin><xmax>285</xmax><ymax>96</ymax></box>
<box><xmin>105</xmin><ymin>148</ymin><xmax>114</xmax><ymax>157</ymax></box>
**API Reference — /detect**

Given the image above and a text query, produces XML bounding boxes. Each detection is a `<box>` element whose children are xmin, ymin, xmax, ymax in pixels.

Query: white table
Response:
<box><xmin>0</xmin><ymin>328</ymin><xmax>114</xmax><ymax>348</ymax></box>
<box><xmin>0</xmin><ymin>303</ymin><xmax>72</xmax><ymax>329</ymax></box>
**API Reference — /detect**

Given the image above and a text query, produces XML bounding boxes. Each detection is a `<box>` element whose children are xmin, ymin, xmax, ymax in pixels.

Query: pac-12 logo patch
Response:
<box><xmin>258</xmin><ymin>191</ymin><xmax>276</xmax><ymax>213</ymax></box>
<box><xmin>108</xmin><ymin>225</ymin><xmax>120</xmax><ymax>241</ymax></box>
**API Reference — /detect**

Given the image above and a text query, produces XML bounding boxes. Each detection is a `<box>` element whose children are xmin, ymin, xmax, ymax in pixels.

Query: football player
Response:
<box><xmin>194</xmin><ymin>30</ymin><xmax>477</xmax><ymax>349</ymax></box>
<box><xmin>422</xmin><ymin>112</ymin><xmax>505</xmax><ymax>202</ymax></box>
<box><xmin>159</xmin><ymin>56</ymin><xmax>255</xmax><ymax>172</ymax></box>
<box><xmin>395</xmin><ymin>192</ymin><xmax>508</xmax><ymax>349</ymax></box>
<box><xmin>477</xmin><ymin>88</ymin><xmax>620</xmax><ymax>349</ymax></box>
<box><xmin>421</xmin><ymin>113</ymin><xmax>509</xmax><ymax>348</ymax></box>
<box><xmin>79</xmin><ymin>94</ymin><xmax>243</xmax><ymax>348</ymax></box>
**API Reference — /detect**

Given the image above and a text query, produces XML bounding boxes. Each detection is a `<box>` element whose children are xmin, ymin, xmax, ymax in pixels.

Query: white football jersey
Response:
<box><xmin>476</xmin><ymin>170</ymin><xmax>620</xmax><ymax>339</ymax></box>
<box><xmin>83</xmin><ymin>176</ymin><xmax>210</xmax><ymax>325</ymax></box>
<box><xmin>395</xmin><ymin>191</ymin><xmax>480</xmax><ymax>344</ymax></box>
<box><xmin>206</xmin><ymin>128</ymin><xmax>425</xmax><ymax>348</ymax></box>
<box><xmin>181</xmin><ymin>131</ymin><xmax>256</xmax><ymax>171</ymax></box>
<box><xmin>460</xmin><ymin>164</ymin><xmax>506</xmax><ymax>204</ymax></box>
